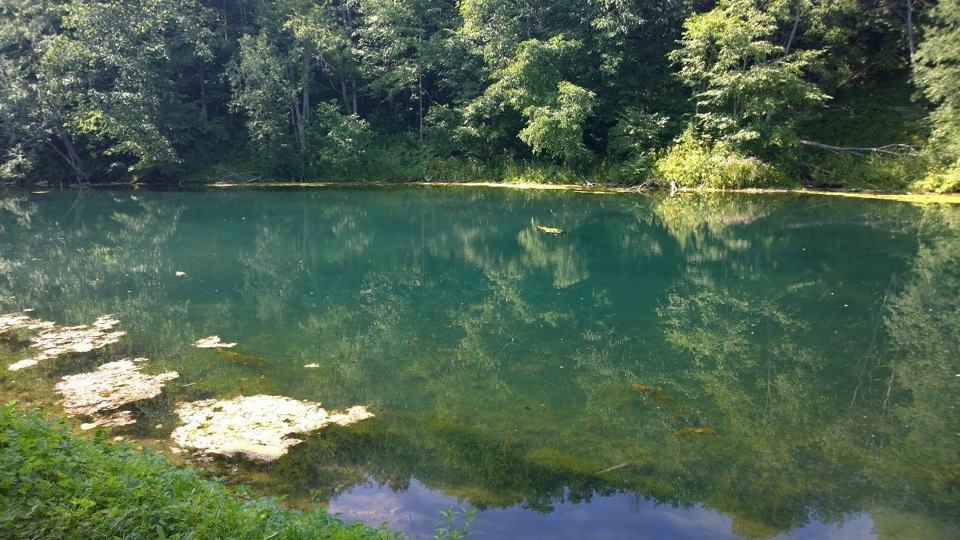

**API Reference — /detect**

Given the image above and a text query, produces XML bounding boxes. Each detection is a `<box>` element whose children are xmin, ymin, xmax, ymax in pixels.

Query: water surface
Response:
<box><xmin>0</xmin><ymin>187</ymin><xmax>957</xmax><ymax>538</ymax></box>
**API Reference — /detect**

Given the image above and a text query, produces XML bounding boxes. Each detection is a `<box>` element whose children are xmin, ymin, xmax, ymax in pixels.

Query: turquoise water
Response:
<box><xmin>0</xmin><ymin>186</ymin><xmax>957</xmax><ymax>538</ymax></box>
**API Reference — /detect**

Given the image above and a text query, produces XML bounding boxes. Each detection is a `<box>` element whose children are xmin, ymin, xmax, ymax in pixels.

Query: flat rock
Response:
<box><xmin>8</xmin><ymin>314</ymin><xmax>125</xmax><ymax>371</ymax></box>
<box><xmin>171</xmin><ymin>395</ymin><xmax>374</xmax><ymax>461</ymax></box>
<box><xmin>193</xmin><ymin>335</ymin><xmax>237</xmax><ymax>348</ymax></box>
<box><xmin>55</xmin><ymin>358</ymin><xmax>179</xmax><ymax>426</ymax></box>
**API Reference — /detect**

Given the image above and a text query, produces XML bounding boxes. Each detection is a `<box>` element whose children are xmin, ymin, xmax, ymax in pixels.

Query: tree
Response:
<box><xmin>229</xmin><ymin>32</ymin><xmax>298</xmax><ymax>166</ymax></box>
<box><xmin>914</xmin><ymin>0</ymin><xmax>960</xmax><ymax>164</ymax></box>
<box><xmin>459</xmin><ymin>0</ymin><xmax>589</xmax><ymax>70</ymax></box>
<box><xmin>670</xmin><ymin>0</ymin><xmax>828</xmax><ymax>153</ymax></box>
<box><xmin>588</xmin><ymin>0</ymin><xmax>694</xmax><ymax>146</ymax></box>
<box><xmin>358</xmin><ymin>0</ymin><xmax>454</xmax><ymax>142</ymax></box>
<box><xmin>0</xmin><ymin>0</ymin><xmax>85</xmax><ymax>182</ymax></box>
<box><xmin>466</xmin><ymin>36</ymin><xmax>595</xmax><ymax>165</ymax></box>
<box><xmin>284</xmin><ymin>0</ymin><xmax>362</xmax><ymax>116</ymax></box>
<box><xmin>39</xmin><ymin>0</ymin><xmax>216</xmax><ymax>177</ymax></box>
<box><xmin>228</xmin><ymin>0</ymin><xmax>371</xmax><ymax>178</ymax></box>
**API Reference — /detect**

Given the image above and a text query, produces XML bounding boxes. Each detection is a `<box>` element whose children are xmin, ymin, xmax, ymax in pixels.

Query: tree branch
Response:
<box><xmin>799</xmin><ymin>140</ymin><xmax>921</xmax><ymax>157</ymax></box>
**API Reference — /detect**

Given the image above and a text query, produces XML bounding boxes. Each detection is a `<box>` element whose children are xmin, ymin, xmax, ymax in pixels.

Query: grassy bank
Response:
<box><xmin>0</xmin><ymin>403</ymin><xmax>397</xmax><ymax>539</ymax></box>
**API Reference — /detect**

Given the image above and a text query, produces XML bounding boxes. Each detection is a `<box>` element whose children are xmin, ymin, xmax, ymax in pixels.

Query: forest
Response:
<box><xmin>1</xmin><ymin>0</ymin><xmax>958</xmax><ymax>191</ymax></box>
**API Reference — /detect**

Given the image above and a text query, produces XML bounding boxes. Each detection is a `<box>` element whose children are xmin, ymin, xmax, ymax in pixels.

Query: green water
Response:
<box><xmin>1</xmin><ymin>187</ymin><xmax>958</xmax><ymax>539</ymax></box>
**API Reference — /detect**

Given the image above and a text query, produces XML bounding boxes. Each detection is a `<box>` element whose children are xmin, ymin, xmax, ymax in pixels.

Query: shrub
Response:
<box><xmin>911</xmin><ymin>162</ymin><xmax>960</xmax><ymax>193</ymax></box>
<box><xmin>654</xmin><ymin>127</ymin><xmax>790</xmax><ymax>189</ymax></box>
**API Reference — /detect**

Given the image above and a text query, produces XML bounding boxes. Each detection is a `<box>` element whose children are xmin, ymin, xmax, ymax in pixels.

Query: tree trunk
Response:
<box><xmin>418</xmin><ymin>73</ymin><xmax>424</xmax><ymax>143</ymax></box>
<box><xmin>47</xmin><ymin>133</ymin><xmax>85</xmax><ymax>182</ymax></box>
<box><xmin>292</xmin><ymin>51</ymin><xmax>310</xmax><ymax>155</ymax></box>
<box><xmin>342</xmin><ymin>4</ymin><xmax>358</xmax><ymax>116</ymax></box>
<box><xmin>302</xmin><ymin>50</ymin><xmax>310</xmax><ymax>138</ymax></box>
<box><xmin>784</xmin><ymin>2</ymin><xmax>801</xmax><ymax>56</ymax></box>
<box><xmin>800</xmin><ymin>140</ymin><xmax>920</xmax><ymax>157</ymax></box>
<box><xmin>335</xmin><ymin>76</ymin><xmax>348</xmax><ymax>113</ymax></box>
<box><xmin>199</xmin><ymin>65</ymin><xmax>208</xmax><ymax>130</ymax></box>
<box><xmin>350</xmin><ymin>76</ymin><xmax>358</xmax><ymax>116</ymax></box>
<box><xmin>292</xmin><ymin>100</ymin><xmax>306</xmax><ymax>154</ymax></box>
<box><xmin>906</xmin><ymin>0</ymin><xmax>916</xmax><ymax>64</ymax></box>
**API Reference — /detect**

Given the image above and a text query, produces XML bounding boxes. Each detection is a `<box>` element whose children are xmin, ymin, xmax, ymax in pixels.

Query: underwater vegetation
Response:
<box><xmin>631</xmin><ymin>383</ymin><xmax>675</xmax><ymax>404</ymax></box>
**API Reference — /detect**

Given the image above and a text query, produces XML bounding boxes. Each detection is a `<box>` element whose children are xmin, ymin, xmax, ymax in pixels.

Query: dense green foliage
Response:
<box><xmin>913</xmin><ymin>0</ymin><xmax>960</xmax><ymax>192</ymax></box>
<box><xmin>0</xmin><ymin>0</ymin><xmax>954</xmax><ymax>189</ymax></box>
<box><xmin>0</xmin><ymin>403</ymin><xmax>396</xmax><ymax>539</ymax></box>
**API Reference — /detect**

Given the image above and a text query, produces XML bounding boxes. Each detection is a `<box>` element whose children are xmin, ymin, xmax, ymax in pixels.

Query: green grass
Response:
<box><xmin>0</xmin><ymin>403</ymin><xmax>399</xmax><ymax>540</ymax></box>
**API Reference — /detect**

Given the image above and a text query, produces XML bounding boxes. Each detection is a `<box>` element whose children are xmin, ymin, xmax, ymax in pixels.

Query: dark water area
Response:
<box><xmin>0</xmin><ymin>186</ymin><xmax>957</xmax><ymax>538</ymax></box>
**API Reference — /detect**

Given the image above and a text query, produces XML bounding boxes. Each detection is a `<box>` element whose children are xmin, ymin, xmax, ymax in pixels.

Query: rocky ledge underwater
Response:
<box><xmin>0</xmin><ymin>312</ymin><xmax>374</xmax><ymax>461</ymax></box>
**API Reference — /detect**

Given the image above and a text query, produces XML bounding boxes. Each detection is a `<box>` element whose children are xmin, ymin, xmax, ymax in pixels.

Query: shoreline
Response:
<box><xmin>10</xmin><ymin>179</ymin><xmax>960</xmax><ymax>204</ymax></box>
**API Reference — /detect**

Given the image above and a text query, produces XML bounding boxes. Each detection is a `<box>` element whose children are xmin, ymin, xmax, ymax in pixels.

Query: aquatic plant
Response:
<box><xmin>433</xmin><ymin>507</ymin><xmax>477</xmax><ymax>540</ymax></box>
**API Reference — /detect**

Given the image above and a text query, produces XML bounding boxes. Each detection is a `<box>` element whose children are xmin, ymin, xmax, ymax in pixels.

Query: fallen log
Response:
<box><xmin>799</xmin><ymin>140</ymin><xmax>921</xmax><ymax>158</ymax></box>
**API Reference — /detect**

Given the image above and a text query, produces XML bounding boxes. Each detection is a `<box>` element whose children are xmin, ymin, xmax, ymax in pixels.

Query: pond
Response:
<box><xmin>0</xmin><ymin>186</ymin><xmax>958</xmax><ymax>539</ymax></box>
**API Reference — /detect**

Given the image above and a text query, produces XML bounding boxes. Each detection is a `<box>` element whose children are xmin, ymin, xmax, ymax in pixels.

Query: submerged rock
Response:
<box><xmin>79</xmin><ymin>411</ymin><xmax>136</xmax><ymax>430</ymax></box>
<box><xmin>193</xmin><ymin>335</ymin><xmax>237</xmax><ymax>349</ymax></box>
<box><xmin>0</xmin><ymin>312</ymin><xmax>54</xmax><ymax>334</ymax></box>
<box><xmin>7</xmin><ymin>314</ymin><xmax>125</xmax><ymax>371</ymax></box>
<box><xmin>55</xmin><ymin>359</ymin><xmax>179</xmax><ymax>429</ymax></box>
<box><xmin>171</xmin><ymin>395</ymin><xmax>374</xmax><ymax>461</ymax></box>
<box><xmin>216</xmin><ymin>349</ymin><xmax>266</xmax><ymax>367</ymax></box>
